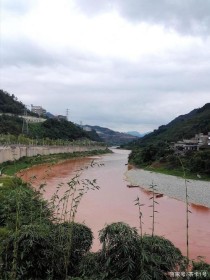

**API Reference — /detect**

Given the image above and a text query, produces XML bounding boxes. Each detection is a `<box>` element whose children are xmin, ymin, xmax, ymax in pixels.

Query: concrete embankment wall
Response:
<box><xmin>0</xmin><ymin>145</ymin><xmax>106</xmax><ymax>164</ymax></box>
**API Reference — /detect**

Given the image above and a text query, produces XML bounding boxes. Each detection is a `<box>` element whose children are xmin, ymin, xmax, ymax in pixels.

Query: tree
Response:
<box><xmin>97</xmin><ymin>222</ymin><xmax>183</xmax><ymax>280</ymax></box>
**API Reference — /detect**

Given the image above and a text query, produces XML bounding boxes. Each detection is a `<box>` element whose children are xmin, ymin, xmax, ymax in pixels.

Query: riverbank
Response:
<box><xmin>125</xmin><ymin>167</ymin><xmax>210</xmax><ymax>208</ymax></box>
<box><xmin>0</xmin><ymin>148</ymin><xmax>111</xmax><ymax>176</ymax></box>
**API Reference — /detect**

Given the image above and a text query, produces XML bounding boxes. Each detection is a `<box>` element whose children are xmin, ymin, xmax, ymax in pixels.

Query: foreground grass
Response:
<box><xmin>0</xmin><ymin>148</ymin><xmax>111</xmax><ymax>176</ymax></box>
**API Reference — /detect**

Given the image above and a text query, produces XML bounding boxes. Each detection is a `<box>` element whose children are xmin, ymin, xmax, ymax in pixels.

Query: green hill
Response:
<box><xmin>128</xmin><ymin>103</ymin><xmax>210</xmax><ymax>178</ymax></box>
<box><xmin>28</xmin><ymin>119</ymin><xmax>99</xmax><ymax>141</ymax></box>
<box><xmin>0</xmin><ymin>90</ymin><xmax>102</xmax><ymax>142</ymax></box>
<box><xmin>0</xmin><ymin>89</ymin><xmax>26</xmax><ymax>115</ymax></box>
<box><xmin>0</xmin><ymin>90</ymin><xmax>27</xmax><ymax>135</ymax></box>
<box><xmin>130</xmin><ymin>103</ymin><xmax>210</xmax><ymax>148</ymax></box>
<box><xmin>0</xmin><ymin>114</ymin><xmax>23</xmax><ymax>135</ymax></box>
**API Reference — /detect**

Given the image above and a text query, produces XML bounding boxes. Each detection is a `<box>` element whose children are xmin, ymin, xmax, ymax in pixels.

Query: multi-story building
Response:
<box><xmin>174</xmin><ymin>132</ymin><xmax>210</xmax><ymax>152</ymax></box>
<box><xmin>194</xmin><ymin>133</ymin><xmax>210</xmax><ymax>146</ymax></box>
<box><xmin>31</xmin><ymin>105</ymin><xmax>47</xmax><ymax>117</ymax></box>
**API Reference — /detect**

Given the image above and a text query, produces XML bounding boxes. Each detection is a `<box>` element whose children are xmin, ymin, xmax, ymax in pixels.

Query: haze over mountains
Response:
<box><xmin>126</xmin><ymin>131</ymin><xmax>146</xmax><ymax>137</ymax></box>
<box><xmin>82</xmin><ymin>125</ymin><xmax>138</xmax><ymax>146</ymax></box>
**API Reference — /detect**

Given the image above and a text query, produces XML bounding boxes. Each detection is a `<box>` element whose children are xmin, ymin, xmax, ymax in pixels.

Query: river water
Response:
<box><xmin>18</xmin><ymin>149</ymin><xmax>210</xmax><ymax>263</ymax></box>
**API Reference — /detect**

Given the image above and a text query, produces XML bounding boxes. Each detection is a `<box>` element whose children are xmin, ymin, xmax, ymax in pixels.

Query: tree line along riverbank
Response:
<box><xmin>128</xmin><ymin>143</ymin><xmax>210</xmax><ymax>181</ymax></box>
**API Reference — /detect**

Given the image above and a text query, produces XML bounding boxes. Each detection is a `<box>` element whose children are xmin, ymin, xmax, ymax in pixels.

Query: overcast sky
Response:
<box><xmin>1</xmin><ymin>0</ymin><xmax>210</xmax><ymax>133</ymax></box>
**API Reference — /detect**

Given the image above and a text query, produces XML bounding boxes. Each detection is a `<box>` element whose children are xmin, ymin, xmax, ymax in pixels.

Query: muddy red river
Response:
<box><xmin>18</xmin><ymin>149</ymin><xmax>210</xmax><ymax>263</ymax></box>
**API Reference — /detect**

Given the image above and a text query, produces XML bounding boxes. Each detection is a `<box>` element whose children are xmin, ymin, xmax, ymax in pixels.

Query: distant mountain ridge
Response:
<box><xmin>126</xmin><ymin>131</ymin><xmax>146</xmax><ymax>137</ymax></box>
<box><xmin>131</xmin><ymin>103</ymin><xmax>210</xmax><ymax>147</ymax></box>
<box><xmin>82</xmin><ymin>125</ymin><xmax>138</xmax><ymax>145</ymax></box>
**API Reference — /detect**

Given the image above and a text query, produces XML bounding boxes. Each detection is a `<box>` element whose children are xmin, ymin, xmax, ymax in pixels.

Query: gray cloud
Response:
<box><xmin>0</xmin><ymin>38</ymin><xmax>57</xmax><ymax>67</ymax></box>
<box><xmin>1</xmin><ymin>0</ymin><xmax>210</xmax><ymax>133</ymax></box>
<box><xmin>75</xmin><ymin>0</ymin><xmax>210</xmax><ymax>36</ymax></box>
<box><xmin>1</xmin><ymin>52</ymin><xmax>209</xmax><ymax>133</ymax></box>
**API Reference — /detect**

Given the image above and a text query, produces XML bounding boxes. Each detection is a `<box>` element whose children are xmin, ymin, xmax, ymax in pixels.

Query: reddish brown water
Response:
<box><xmin>18</xmin><ymin>149</ymin><xmax>210</xmax><ymax>263</ymax></box>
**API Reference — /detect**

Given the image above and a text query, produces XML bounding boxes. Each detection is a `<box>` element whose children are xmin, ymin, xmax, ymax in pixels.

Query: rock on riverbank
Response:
<box><xmin>125</xmin><ymin>168</ymin><xmax>210</xmax><ymax>208</ymax></box>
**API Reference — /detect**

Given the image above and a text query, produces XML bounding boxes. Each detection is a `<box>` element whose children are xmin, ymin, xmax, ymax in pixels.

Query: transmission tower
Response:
<box><xmin>22</xmin><ymin>107</ymin><xmax>29</xmax><ymax>135</ymax></box>
<box><xmin>66</xmin><ymin>108</ymin><xmax>70</xmax><ymax>121</ymax></box>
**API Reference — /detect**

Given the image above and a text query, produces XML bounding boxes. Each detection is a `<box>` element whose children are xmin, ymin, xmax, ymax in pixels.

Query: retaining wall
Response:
<box><xmin>0</xmin><ymin>145</ymin><xmax>106</xmax><ymax>164</ymax></box>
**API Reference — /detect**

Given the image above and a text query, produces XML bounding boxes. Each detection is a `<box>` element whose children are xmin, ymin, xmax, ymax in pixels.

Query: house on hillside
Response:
<box><xmin>174</xmin><ymin>132</ymin><xmax>210</xmax><ymax>152</ymax></box>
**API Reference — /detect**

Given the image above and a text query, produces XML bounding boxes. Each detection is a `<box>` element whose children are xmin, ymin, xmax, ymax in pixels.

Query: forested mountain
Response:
<box><xmin>0</xmin><ymin>90</ymin><xmax>102</xmax><ymax>142</ymax></box>
<box><xmin>0</xmin><ymin>114</ymin><xmax>23</xmax><ymax>135</ymax></box>
<box><xmin>29</xmin><ymin>119</ymin><xmax>98</xmax><ymax>141</ymax></box>
<box><xmin>82</xmin><ymin>125</ymin><xmax>138</xmax><ymax>145</ymax></box>
<box><xmin>129</xmin><ymin>103</ymin><xmax>210</xmax><ymax>148</ymax></box>
<box><xmin>126</xmin><ymin>131</ymin><xmax>145</xmax><ymax>137</ymax></box>
<box><xmin>0</xmin><ymin>89</ymin><xmax>26</xmax><ymax>115</ymax></box>
<box><xmin>128</xmin><ymin>103</ymin><xmax>210</xmax><ymax>177</ymax></box>
<box><xmin>0</xmin><ymin>90</ymin><xmax>28</xmax><ymax>135</ymax></box>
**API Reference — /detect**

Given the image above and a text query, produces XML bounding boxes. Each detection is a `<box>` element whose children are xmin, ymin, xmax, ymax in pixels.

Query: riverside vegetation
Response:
<box><xmin>129</xmin><ymin>142</ymin><xmax>210</xmax><ymax>181</ymax></box>
<box><xmin>0</xmin><ymin>158</ymin><xmax>210</xmax><ymax>279</ymax></box>
<box><xmin>126</xmin><ymin>102</ymin><xmax>210</xmax><ymax>180</ymax></box>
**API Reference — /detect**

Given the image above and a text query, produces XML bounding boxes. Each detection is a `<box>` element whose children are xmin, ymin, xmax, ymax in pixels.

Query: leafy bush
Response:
<box><xmin>97</xmin><ymin>222</ymin><xmax>183</xmax><ymax>280</ymax></box>
<box><xmin>99</xmin><ymin>222</ymin><xmax>140</xmax><ymax>280</ymax></box>
<box><xmin>0</xmin><ymin>182</ymin><xmax>52</xmax><ymax>228</ymax></box>
<box><xmin>0</xmin><ymin>221</ymin><xmax>93</xmax><ymax>280</ymax></box>
<box><xmin>1</xmin><ymin>224</ymin><xmax>53</xmax><ymax>280</ymax></box>
<box><xmin>78</xmin><ymin>252</ymin><xmax>101</xmax><ymax>279</ymax></box>
<box><xmin>191</xmin><ymin>258</ymin><xmax>210</xmax><ymax>279</ymax></box>
<box><xmin>0</xmin><ymin>176</ymin><xmax>94</xmax><ymax>278</ymax></box>
<box><xmin>51</xmin><ymin>222</ymin><xmax>93</xmax><ymax>278</ymax></box>
<box><xmin>142</xmin><ymin>235</ymin><xmax>183</xmax><ymax>279</ymax></box>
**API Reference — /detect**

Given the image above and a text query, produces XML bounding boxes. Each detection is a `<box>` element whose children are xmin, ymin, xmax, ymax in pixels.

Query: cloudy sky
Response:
<box><xmin>1</xmin><ymin>0</ymin><xmax>210</xmax><ymax>133</ymax></box>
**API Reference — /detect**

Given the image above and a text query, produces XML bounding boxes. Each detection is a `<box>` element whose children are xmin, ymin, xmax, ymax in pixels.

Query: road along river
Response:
<box><xmin>18</xmin><ymin>148</ymin><xmax>210</xmax><ymax>263</ymax></box>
